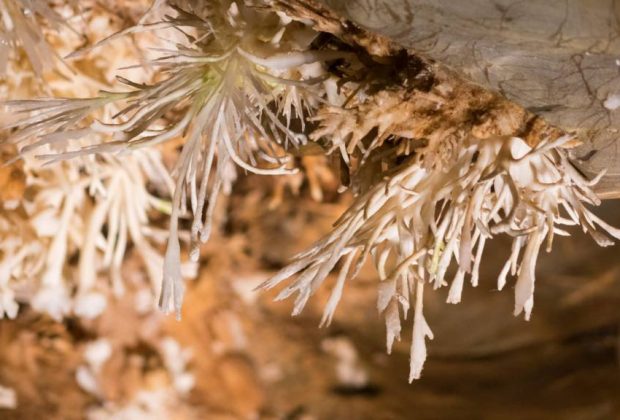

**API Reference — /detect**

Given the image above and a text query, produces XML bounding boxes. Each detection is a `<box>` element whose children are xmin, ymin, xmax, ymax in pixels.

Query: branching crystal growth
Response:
<box><xmin>1</xmin><ymin>0</ymin><xmax>344</xmax><ymax>318</ymax></box>
<box><xmin>260</xmin><ymin>134</ymin><xmax>619</xmax><ymax>380</ymax></box>
<box><xmin>0</xmin><ymin>149</ymin><xmax>175</xmax><ymax>321</ymax></box>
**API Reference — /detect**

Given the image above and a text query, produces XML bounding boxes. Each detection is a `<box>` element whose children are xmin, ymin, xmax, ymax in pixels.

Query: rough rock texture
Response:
<box><xmin>319</xmin><ymin>0</ymin><xmax>620</xmax><ymax>197</ymax></box>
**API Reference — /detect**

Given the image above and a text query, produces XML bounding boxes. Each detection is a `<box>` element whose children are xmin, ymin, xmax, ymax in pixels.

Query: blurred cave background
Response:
<box><xmin>1</xmin><ymin>175</ymin><xmax>618</xmax><ymax>419</ymax></box>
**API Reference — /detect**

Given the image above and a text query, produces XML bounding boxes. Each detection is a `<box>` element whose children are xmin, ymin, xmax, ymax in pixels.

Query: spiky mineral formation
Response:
<box><xmin>2</xmin><ymin>0</ymin><xmax>345</xmax><ymax>318</ymax></box>
<box><xmin>1</xmin><ymin>0</ymin><xmax>618</xmax><ymax>381</ymax></box>
<box><xmin>255</xmin><ymin>37</ymin><xmax>620</xmax><ymax>379</ymax></box>
<box><xmin>0</xmin><ymin>0</ymin><xmax>184</xmax><ymax>321</ymax></box>
<box><xmin>0</xmin><ymin>150</ymin><xmax>176</xmax><ymax>321</ymax></box>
